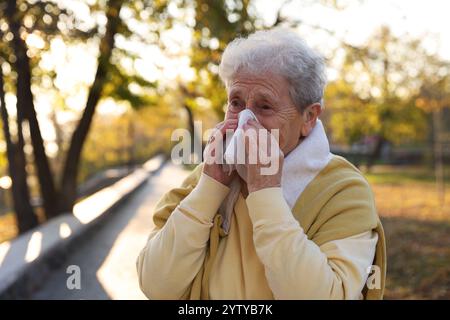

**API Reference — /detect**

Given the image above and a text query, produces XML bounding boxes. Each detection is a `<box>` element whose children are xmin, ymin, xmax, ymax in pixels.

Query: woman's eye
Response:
<box><xmin>230</xmin><ymin>100</ymin><xmax>243</xmax><ymax>109</ymax></box>
<box><xmin>260</xmin><ymin>105</ymin><xmax>272</xmax><ymax>110</ymax></box>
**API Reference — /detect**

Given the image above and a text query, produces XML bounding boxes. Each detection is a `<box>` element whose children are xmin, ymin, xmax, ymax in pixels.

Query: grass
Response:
<box><xmin>380</xmin><ymin>216</ymin><xmax>450</xmax><ymax>299</ymax></box>
<box><xmin>364</xmin><ymin>164</ymin><xmax>450</xmax><ymax>186</ymax></box>
<box><xmin>365</xmin><ymin>165</ymin><xmax>450</xmax><ymax>299</ymax></box>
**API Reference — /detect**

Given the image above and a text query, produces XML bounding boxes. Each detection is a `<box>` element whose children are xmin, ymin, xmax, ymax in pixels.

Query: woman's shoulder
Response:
<box><xmin>297</xmin><ymin>153</ymin><xmax>380</xmax><ymax>244</ymax></box>
<box><xmin>316</xmin><ymin>153</ymin><xmax>373</xmax><ymax>191</ymax></box>
<box><xmin>296</xmin><ymin>153</ymin><xmax>378</xmax><ymax>224</ymax></box>
<box><xmin>323</xmin><ymin>153</ymin><xmax>364</xmax><ymax>174</ymax></box>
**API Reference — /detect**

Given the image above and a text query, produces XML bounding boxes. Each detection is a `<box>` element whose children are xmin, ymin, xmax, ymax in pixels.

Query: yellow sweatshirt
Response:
<box><xmin>137</xmin><ymin>155</ymin><xmax>386</xmax><ymax>300</ymax></box>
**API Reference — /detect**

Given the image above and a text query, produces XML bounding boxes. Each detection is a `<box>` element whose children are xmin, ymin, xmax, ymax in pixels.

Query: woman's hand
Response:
<box><xmin>242</xmin><ymin>119</ymin><xmax>284</xmax><ymax>193</ymax></box>
<box><xmin>203</xmin><ymin>117</ymin><xmax>238</xmax><ymax>186</ymax></box>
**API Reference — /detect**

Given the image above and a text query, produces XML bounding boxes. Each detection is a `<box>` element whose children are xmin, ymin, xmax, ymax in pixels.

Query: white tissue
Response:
<box><xmin>223</xmin><ymin>109</ymin><xmax>258</xmax><ymax>165</ymax></box>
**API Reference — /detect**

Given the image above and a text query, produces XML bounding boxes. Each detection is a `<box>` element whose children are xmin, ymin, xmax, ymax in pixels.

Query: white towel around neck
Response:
<box><xmin>281</xmin><ymin>118</ymin><xmax>334</xmax><ymax>208</ymax></box>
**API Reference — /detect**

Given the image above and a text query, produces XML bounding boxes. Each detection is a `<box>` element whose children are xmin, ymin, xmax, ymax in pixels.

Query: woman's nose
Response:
<box><xmin>238</xmin><ymin>109</ymin><xmax>258</xmax><ymax>125</ymax></box>
<box><xmin>241</xmin><ymin>104</ymin><xmax>253</xmax><ymax>115</ymax></box>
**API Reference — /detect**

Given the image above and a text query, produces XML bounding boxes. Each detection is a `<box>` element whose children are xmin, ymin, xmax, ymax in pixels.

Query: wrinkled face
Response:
<box><xmin>225</xmin><ymin>71</ymin><xmax>318</xmax><ymax>156</ymax></box>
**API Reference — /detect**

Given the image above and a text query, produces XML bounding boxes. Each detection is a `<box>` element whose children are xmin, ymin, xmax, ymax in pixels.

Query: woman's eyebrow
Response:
<box><xmin>228</xmin><ymin>88</ymin><xmax>244</xmax><ymax>99</ymax></box>
<box><xmin>255</xmin><ymin>91</ymin><xmax>276</xmax><ymax>103</ymax></box>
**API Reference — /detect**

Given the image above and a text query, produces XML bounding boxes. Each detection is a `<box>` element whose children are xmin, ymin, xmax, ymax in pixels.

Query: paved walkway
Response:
<box><xmin>31</xmin><ymin>163</ymin><xmax>189</xmax><ymax>299</ymax></box>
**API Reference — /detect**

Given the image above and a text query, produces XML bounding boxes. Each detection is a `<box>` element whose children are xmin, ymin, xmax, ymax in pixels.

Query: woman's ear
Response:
<box><xmin>300</xmin><ymin>103</ymin><xmax>322</xmax><ymax>137</ymax></box>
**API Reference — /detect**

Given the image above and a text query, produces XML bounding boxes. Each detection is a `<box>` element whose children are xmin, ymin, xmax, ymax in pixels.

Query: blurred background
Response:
<box><xmin>0</xmin><ymin>0</ymin><xmax>449</xmax><ymax>299</ymax></box>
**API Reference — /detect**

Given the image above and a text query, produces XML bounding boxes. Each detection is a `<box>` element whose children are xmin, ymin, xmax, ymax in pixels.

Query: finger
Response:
<box><xmin>214</xmin><ymin>121</ymin><xmax>225</xmax><ymax>129</ymax></box>
<box><xmin>242</xmin><ymin>121</ymin><xmax>260</xmax><ymax>138</ymax></box>
<box><xmin>219</xmin><ymin>119</ymin><xmax>238</xmax><ymax>134</ymax></box>
<box><xmin>243</xmin><ymin>120</ymin><xmax>265</xmax><ymax>133</ymax></box>
<box><xmin>207</xmin><ymin>119</ymin><xmax>238</xmax><ymax>159</ymax></box>
<box><xmin>242</xmin><ymin>122</ymin><xmax>252</xmax><ymax>131</ymax></box>
<box><xmin>247</xmin><ymin>119</ymin><xmax>264</xmax><ymax>129</ymax></box>
<box><xmin>225</xmin><ymin>110</ymin><xmax>239</xmax><ymax>120</ymax></box>
<box><xmin>211</xmin><ymin>119</ymin><xmax>237</xmax><ymax>140</ymax></box>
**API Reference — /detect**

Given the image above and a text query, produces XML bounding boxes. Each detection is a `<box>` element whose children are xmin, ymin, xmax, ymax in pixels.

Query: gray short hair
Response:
<box><xmin>219</xmin><ymin>28</ymin><xmax>327</xmax><ymax>113</ymax></box>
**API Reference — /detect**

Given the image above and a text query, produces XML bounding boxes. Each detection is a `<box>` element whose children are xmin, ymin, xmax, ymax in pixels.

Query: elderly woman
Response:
<box><xmin>137</xmin><ymin>28</ymin><xmax>386</xmax><ymax>300</ymax></box>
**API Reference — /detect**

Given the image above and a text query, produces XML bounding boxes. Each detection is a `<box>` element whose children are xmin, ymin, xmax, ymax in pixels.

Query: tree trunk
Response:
<box><xmin>366</xmin><ymin>135</ymin><xmax>386</xmax><ymax>172</ymax></box>
<box><xmin>127</xmin><ymin>115</ymin><xmax>135</xmax><ymax>170</ymax></box>
<box><xmin>183</xmin><ymin>104</ymin><xmax>196</xmax><ymax>152</ymax></box>
<box><xmin>183</xmin><ymin>104</ymin><xmax>204</xmax><ymax>161</ymax></box>
<box><xmin>58</xmin><ymin>0</ymin><xmax>124</xmax><ymax>213</ymax></box>
<box><xmin>6</xmin><ymin>0</ymin><xmax>59</xmax><ymax>219</ymax></box>
<box><xmin>0</xmin><ymin>62</ymin><xmax>37</xmax><ymax>233</ymax></box>
<box><xmin>50</xmin><ymin>109</ymin><xmax>65</xmax><ymax>175</ymax></box>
